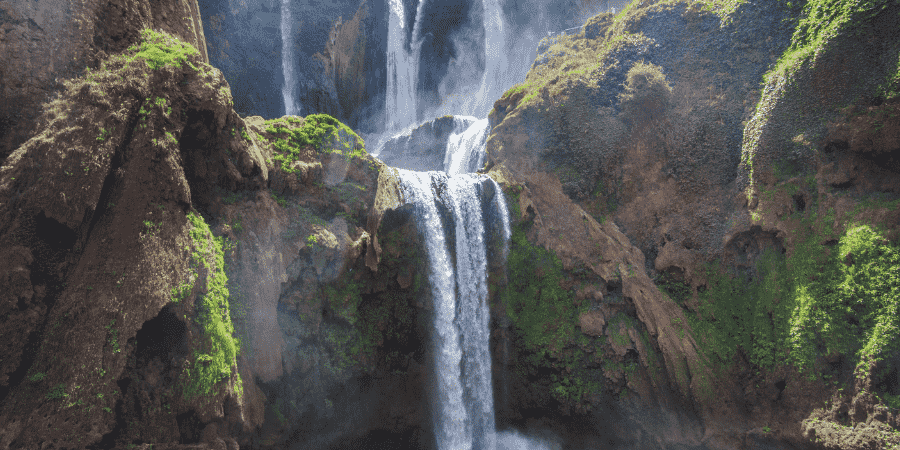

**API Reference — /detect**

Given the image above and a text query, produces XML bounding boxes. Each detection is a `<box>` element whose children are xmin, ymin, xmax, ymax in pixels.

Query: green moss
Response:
<box><xmin>876</xmin><ymin>57</ymin><xmax>900</xmax><ymax>100</ymax></box>
<box><xmin>502</xmin><ymin>223</ymin><xmax>598</xmax><ymax>404</ymax></box>
<box><xmin>270</xmin><ymin>191</ymin><xmax>287</xmax><ymax>207</ymax></box>
<box><xmin>617</xmin><ymin>61</ymin><xmax>673</xmax><ymax>122</ymax></box>
<box><xmin>656</xmin><ymin>272</ymin><xmax>691</xmax><ymax>306</ymax></box>
<box><xmin>688</xmin><ymin>203</ymin><xmax>900</xmax><ymax>390</ymax></box>
<box><xmin>182</xmin><ymin>211</ymin><xmax>242</xmax><ymax>399</ymax></box>
<box><xmin>263</xmin><ymin>114</ymin><xmax>367</xmax><ymax>177</ymax></box>
<box><xmin>503</xmin><ymin>226</ymin><xmax>576</xmax><ymax>359</ymax></box>
<box><xmin>766</xmin><ymin>0</ymin><xmax>888</xmax><ymax>86</ymax></box>
<box><xmin>127</xmin><ymin>29</ymin><xmax>200</xmax><ymax>71</ymax></box>
<box><xmin>696</xmin><ymin>0</ymin><xmax>748</xmax><ymax>25</ymax></box>
<box><xmin>46</xmin><ymin>383</ymin><xmax>68</xmax><ymax>400</ymax></box>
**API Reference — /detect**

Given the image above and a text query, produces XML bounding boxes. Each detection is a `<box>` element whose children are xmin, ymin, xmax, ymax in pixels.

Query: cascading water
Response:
<box><xmin>385</xmin><ymin>0</ymin><xmax>561</xmax><ymax>448</ymax></box>
<box><xmin>444</xmin><ymin>117</ymin><xmax>490</xmax><ymax>175</ymax></box>
<box><xmin>397</xmin><ymin>169</ymin><xmax>509</xmax><ymax>450</ymax></box>
<box><xmin>463</xmin><ymin>0</ymin><xmax>508</xmax><ymax>118</ymax></box>
<box><xmin>281</xmin><ymin>0</ymin><xmax>297</xmax><ymax>116</ymax></box>
<box><xmin>386</xmin><ymin>0</ymin><xmax>423</xmax><ymax>132</ymax></box>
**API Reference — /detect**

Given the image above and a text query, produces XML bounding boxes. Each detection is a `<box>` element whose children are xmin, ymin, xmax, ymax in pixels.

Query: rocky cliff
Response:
<box><xmin>485</xmin><ymin>0</ymin><xmax>900</xmax><ymax>448</ymax></box>
<box><xmin>0</xmin><ymin>0</ymin><xmax>209</xmax><ymax>164</ymax></box>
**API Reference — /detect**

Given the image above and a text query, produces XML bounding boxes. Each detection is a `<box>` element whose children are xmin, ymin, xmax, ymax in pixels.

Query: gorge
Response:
<box><xmin>1</xmin><ymin>0</ymin><xmax>900</xmax><ymax>449</ymax></box>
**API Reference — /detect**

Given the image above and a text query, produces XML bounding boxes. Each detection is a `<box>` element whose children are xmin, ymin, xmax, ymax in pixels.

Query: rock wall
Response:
<box><xmin>0</xmin><ymin>0</ymin><xmax>209</xmax><ymax>164</ymax></box>
<box><xmin>484</xmin><ymin>0</ymin><xmax>900</xmax><ymax>448</ymax></box>
<box><xmin>0</xmin><ymin>28</ymin><xmax>431</xmax><ymax>449</ymax></box>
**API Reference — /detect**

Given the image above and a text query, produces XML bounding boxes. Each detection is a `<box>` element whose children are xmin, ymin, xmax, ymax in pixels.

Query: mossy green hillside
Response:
<box><xmin>262</xmin><ymin>114</ymin><xmax>367</xmax><ymax>176</ymax></box>
<box><xmin>496</xmin><ymin>0</ymin><xmax>754</xmax><ymax>116</ymax></box>
<box><xmin>742</xmin><ymin>0</ymin><xmax>899</xmax><ymax>198</ymax></box>
<box><xmin>182</xmin><ymin>211</ymin><xmax>243</xmax><ymax>399</ymax></box>
<box><xmin>501</xmin><ymin>220</ymin><xmax>605</xmax><ymax>407</ymax></box>
<box><xmin>685</xmin><ymin>204</ymin><xmax>900</xmax><ymax>408</ymax></box>
<box><xmin>127</xmin><ymin>29</ymin><xmax>201</xmax><ymax>71</ymax></box>
<box><xmin>765</xmin><ymin>0</ymin><xmax>892</xmax><ymax>86</ymax></box>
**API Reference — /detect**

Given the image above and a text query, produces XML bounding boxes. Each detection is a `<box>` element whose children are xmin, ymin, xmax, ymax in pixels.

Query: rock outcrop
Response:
<box><xmin>0</xmin><ymin>0</ymin><xmax>209</xmax><ymax>164</ymax></box>
<box><xmin>484</xmin><ymin>0</ymin><xmax>900</xmax><ymax>448</ymax></box>
<box><xmin>0</xmin><ymin>28</ymin><xmax>429</xmax><ymax>449</ymax></box>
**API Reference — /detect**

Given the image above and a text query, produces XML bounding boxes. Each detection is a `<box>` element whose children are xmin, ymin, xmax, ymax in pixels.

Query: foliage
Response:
<box><xmin>182</xmin><ymin>211</ymin><xmax>242</xmax><ymax>399</ymax></box>
<box><xmin>105</xmin><ymin>319</ymin><xmax>121</xmax><ymax>354</ymax></box>
<box><xmin>876</xmin><ymin>57</ymin><xmax>900</xmax><ymax>101</ymax></box>
<box><xmin>618</xmin><ymin>61</ymin><xmax>672</xmax><ymax>123</ymax></box>
<box><xmin>46</xmin><ymin>383</ymin><xmax>68</xmax><ymax>400</ymax></box>
<box><xmin>270</xmin><ymin>191</ymin><xmax>287</xmax><ymax>207</ymax></box>
<box><xmin>501</xmin><ymin>223</ymin><xmax>597</xmax><ymax>404</ymax></box>
<box><xmin>262</xmin><ymin>114</ymin><xmax>367</xmax><ymax>178</ymax></box>
<box><xmin>127</xmin><ymin>29</ymin><xmax>200</xmax><ymax>71</ymax></box>
<box><xmin>766</xmin><ymin>0</ymin><xmax>889</xmax><ymax>85</ymax></box>
<box><xmin>688</xmin><ymin>201</ymin><xmax>900</xmax><ymax>391</ymax></box>
<box><xmin>656</xmin><ymin>271</ymin><xmax>691</xmax><ymax>306</ymax></box>
<box><xmin>28</xmin><ymin>372</ymin><xmax>46</xmax><ymax>382</ymax></box>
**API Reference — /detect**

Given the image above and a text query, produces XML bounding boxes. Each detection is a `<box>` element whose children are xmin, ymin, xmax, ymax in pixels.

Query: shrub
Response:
<box><xmin>618</xmin><ymin>61</ymin><xmax>672</xmax><ymax>124</ymax></box>
<box><xmin>182</xmin><ymin>211</ymin><xmax>243</xmax><ymax>399</ymax></box>
<box><xmin>127</xmin><ymin>29</ymin><xmax>200</xmax><ymax>71</ymax></box>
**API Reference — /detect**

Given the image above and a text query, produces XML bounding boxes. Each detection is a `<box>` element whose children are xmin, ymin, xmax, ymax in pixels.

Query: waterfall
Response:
<box><xmin>281</xmin><ymin>0</ymin><xmax>298</xmax><ymax>116</ymax></box>
<box><xmin>397</xmin><ymin>169</ymin><xmax>509</xmax><ymax>450</ymax></box>
<box><xmin>386</xmin><ymin>0</ymin><xmax>423</xmax><ymax>132</ymax></box>
<box><xmin>444</xmin><ymin>117</ymin><xmax>490</xmax><ymax>175</ymax></box>
<box><xmin>462</xmin><ymin>0</ymin><xmax>507</xmax><ymax>118</ymax></box>
<box><xmin>383</xmin><ymin>0</ymin><xmax>562</xmax><ymax>447</ymax></box>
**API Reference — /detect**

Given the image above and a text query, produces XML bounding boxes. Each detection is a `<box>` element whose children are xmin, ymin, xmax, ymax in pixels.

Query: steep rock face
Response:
<box><xmin>0</xmin><ymin>0</ymin><xmax>209</xmax><ymax>164</ymax></box>
<box><xmin>0</xmin><ymin>25</ymin><xmax>442</xmax><ymax>449</ymax></box>
<box><xmin>485</xmin><ymin>0</ymin><xmax>900</xmax><ymax>448</ymax></box>
<box><xmin>199</xmin><ymin>0</ymin><xmax>388</xmax><ymax>134</ymax></box>
<box><xmin>0</xmin><ymin>30</ymin><xmax>249</xmax><ymax>449</ymax></box>
<box><xmin>215</xmin><ymin>116</ymin><xmax>435</xmax><ymax>449</ymax></box>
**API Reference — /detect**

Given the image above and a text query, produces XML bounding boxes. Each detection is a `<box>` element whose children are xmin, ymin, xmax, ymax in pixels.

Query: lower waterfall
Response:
<box><xmin>395</xmin><ymin>142</ymin><xmax>558</xmax><ymax>449</ymax></box>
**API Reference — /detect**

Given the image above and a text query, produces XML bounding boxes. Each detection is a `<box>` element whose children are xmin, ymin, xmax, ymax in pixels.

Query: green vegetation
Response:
<box><xmin>617</xmin><ymin>61</ymin><xmax>672</xmax><ymax>123</ymax></box>
<box><xmin>182</xmin><ymin>211</ymin><xmax>243</xmax><ymax>399</ymax></box>
<box><xmin>105</xmin><ymin>319</ymin><xmax>121</xmax><ymax>353</ymax></box>
<box><xmin>766</xmin><ymin>0</ymin><xmax>889</xmax><ymax>85</ymax></box>
<box><xmin>319</xmin><ymin>277</ymin><xmax>416</xmax><ymax>373</ymax></box>
<box><xmin>656</xmin><ymin>271</ymin><xmax>691</xmax><ymax>306</ymax></box>
<box><xmin>270</xmin><ymin>191</ymin><xmax>287</xmax><ymax>207</ymax></box>
<box><xmin>298</xmin><ymin>206</ymin><xmax>328</xmax><ymax>227</ymax></box>
<box><xmin>262</xmin><ymin>114</ymin><xmax>367</xmax><ymax>177</ymax></box>
<box><xmin>222</xmin><ymin>192</ymin><xmax>241</xmax><ymax>205</ymax></box>
<box><xmin>876</xmin><ymin>57</ymin><xmax>900</xmax><ymax>100</ymax></box>
<box><xmin>28</xmin><ymin>372</ymin><xmax>46</xmax><ymax>382</ymax></box>
<box><xmin>96</xmin><ymin>127</ymin><xmax>113</xmax><ymax>142</ymax></box>
<box><xmin>46</xmin><ymin>383</ymin><xmax>68</xmax><ymax>400</ymax></box>
<box><xmin>687</xmin><ymin>205</ymin><xmax>900</xmax><ymax>394</ymax></box>
<box><xmin>501</xmin><ymin>223</ymin><xmax>599</xmax><ymax>404</ymax></box>
<box><xmin>127</xmin><ymin>29</ymin><xmax>200</xmax><ymax>71</ymax></box>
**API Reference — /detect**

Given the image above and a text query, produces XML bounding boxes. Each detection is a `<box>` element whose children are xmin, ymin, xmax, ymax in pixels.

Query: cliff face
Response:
<box><xmin>0</xmin><ymin>18</ymin><xmax>455</xmax><ymax>447</ymax></box>
<box><xmin>0</xmin><ymin>0</ymin><xmax>209</xmax><ymax>164</ymax></box>
<box><xmin>485</xmin><ymin>0</ymin><xmax>900</xmax><ymax>448</ymax></box>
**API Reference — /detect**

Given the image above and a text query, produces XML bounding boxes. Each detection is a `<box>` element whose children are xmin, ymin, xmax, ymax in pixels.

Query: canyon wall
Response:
<box><xmin>0</xmin><ymin>0</ymin><xmax>209</xmax><ymax>163</ymax></box>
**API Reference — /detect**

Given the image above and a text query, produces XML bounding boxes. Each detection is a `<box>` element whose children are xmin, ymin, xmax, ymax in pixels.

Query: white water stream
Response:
<box><xmin>281</xmin><ymin>0</ymin><xmax>298</xmax><ymax>116</ymax></box>
<box><xmin>397</xmin><ymin>170</ymin><xmax>509</xmax><ymax>450</ymax></box>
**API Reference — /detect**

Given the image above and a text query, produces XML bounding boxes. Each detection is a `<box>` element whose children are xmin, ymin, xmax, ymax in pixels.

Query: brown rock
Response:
<box><xmin>578</xmin><ymin>310</ymin><xmax>606</xmax><ymax>336</ymax></box>
<box><xmin>0</xmin><ymin>0</ymin><xmax>210</xmax><ymax>163</ymax></box>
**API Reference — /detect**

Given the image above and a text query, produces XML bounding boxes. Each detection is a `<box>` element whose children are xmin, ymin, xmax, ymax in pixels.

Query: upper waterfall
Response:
<box><xmin>281</xmin><ymin>0</ymin><xmax>298</xmax><ymax>116</ymax></box>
